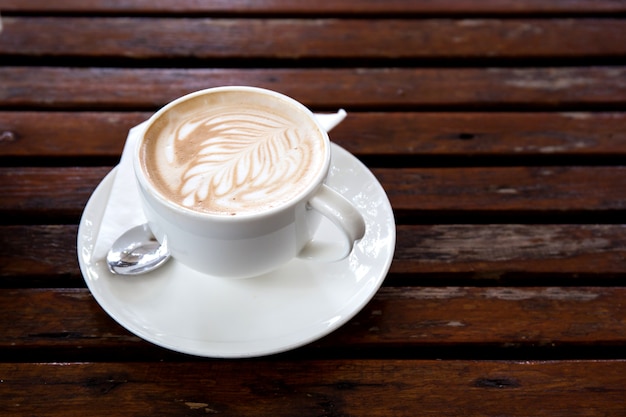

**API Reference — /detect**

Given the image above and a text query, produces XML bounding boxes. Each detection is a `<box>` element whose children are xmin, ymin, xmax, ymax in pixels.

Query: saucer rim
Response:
<box><xmin>77</xmin><ymin>143</ymin><xmax>395</xmax><ymax>357</ymax></box>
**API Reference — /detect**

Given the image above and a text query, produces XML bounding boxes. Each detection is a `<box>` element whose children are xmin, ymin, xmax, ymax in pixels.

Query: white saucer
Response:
<box><xmin>77</xmin><ymin>144</ymin><xmax>395</xmax><ymax>358</ymax></box>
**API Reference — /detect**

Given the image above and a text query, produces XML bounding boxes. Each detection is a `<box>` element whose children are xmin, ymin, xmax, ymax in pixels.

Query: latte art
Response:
<box><xmin>141</xmin><ymin>98</ymin><xmax>326</xmax><ymax>215</ymax></box>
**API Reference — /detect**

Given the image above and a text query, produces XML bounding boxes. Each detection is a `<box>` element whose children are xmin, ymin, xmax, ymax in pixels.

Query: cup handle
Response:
<box><xmin>298</xmin><ymin>184</ymin><xmax>366</xmax><ymax>262</ymax></box>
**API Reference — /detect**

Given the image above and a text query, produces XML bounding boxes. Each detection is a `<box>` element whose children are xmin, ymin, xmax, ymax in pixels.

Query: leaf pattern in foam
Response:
<box><xmin>176</xmin><ymin>109</ymin><xmax>316</xmax><ymax>211</ymax></box>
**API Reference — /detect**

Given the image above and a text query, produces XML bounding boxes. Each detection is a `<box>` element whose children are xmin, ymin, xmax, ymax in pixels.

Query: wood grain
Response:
<box><xmin>2</xmin><ymin>67</ymin><xmax>625</xmax><ymax>110</ymax></box>
<box><xmin>393</xmin><ymin>224</ymin><xmax>626</xmax><ymax>277</ymax></box>
<box><xmin>376</xmin><ymin>166</ymin><xmax>626</xmax><ymax>213</ymax></box>
<box><xmin>3</xmin><ymin>0</ymin><xmax>625</xmax><ymax>15</ymax></box>
<box><xmin>2</xmin><ymin>112</ymin><xmax>625</xmax><ymax>159</ymax></box>
<box><xmin>0</xmin><ymin>167</ymin><xmax>111</xmax><ymax>222</ymax></box>
<box><xmin>0</xmin><ymin>225</ymin><xmax>80</xmax><ymax>280</ymax></box>
<box><xmin>0</xmin><ymin>112</ymin><xmax>147</xmax><ymax>158</ymax></box>
<box><xmin>1</xmin><ymin>287</ymin><xmax>625</xmax><ymax>354</ymax></box>
<box><xmin>3</xmin><ymin>18</ymin><xmax>625</xmax><ymax>59</ymax></box>
<box><xmin>0</xmin><ymin>361</ymin><xmax>625</xmax><ymax>416</ymax></box>
<box><xmin>0</xmin><ymin>360</ymin><xmax>626</xmax><ymax>417</ymax></box>
<box><xmin>2</xmin><ymin>224</ymin><xmax>625</xmax><ymax>284</ymax></box>
<box><xmin>2</xmin><ymin>2</ymin><xmax>625</xmax><ymax>415</ymax></box>
<box><xmin>4</xmin><ymin>166</ymin><xmax>624</xmax><ymax>221</ymax></box>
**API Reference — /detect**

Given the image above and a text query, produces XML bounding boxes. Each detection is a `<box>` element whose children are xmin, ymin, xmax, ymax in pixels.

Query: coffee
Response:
<box><xmin>140</xmin><ymin>90</ymin><xmax>327</xmax><ymax>215</ymax></box>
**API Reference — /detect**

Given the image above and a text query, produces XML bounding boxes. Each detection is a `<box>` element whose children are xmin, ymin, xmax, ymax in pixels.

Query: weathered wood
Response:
<box><xmin>3</xmin><ymin>0</ymin><xmax>625</xmax><ymax>15</ymax></box>
<box><xmin>2</xmin><ymin>0</ymin><xmax>625</xmax><ymax>415</ymax></box>
<box><xmin>1</xmin><ymin>360</ymin><xmax>625</xmax><ymax>417</ymax></box>
<box><xmin>0</xmin><ymin>112</ymin><xmax>146</xmax><ymax>158</ymax></box>
<box><xmin>393</xmin><ymin>224</ymin><xmax>626</xmax><ymax>278</ymax></box>
<box><xmin>334</xmin><ymin>112</ymin><xmax>626</xmax><ymax>158</ymax></box>
<box><xmin>2</xmin><ymin>112</ymin><xmax>625</xmax><ymax>159</ymax></box>
<box><xmin>0</xmin><ymin>166</ymin><xmax>111</xmax><ymax>222</ymax></box>
<box><xmin>2</xmin><ymin>67</ymin><xmax>625</xmax><ymax>110</ymax></box>
<box><xmin>4</xmin><ymin>166</ymin><xmax>624</xmax><ymax>221</ymax></box>
<box><xmin>4</xmin><ymin>18</ymin><xmax>625</xmax><ymax>59</ymax></box>
<box><xmin>376</xmin><ymin>166</ymin><xmax>626</xmax><ymax>213</ymax></box>
<box><xmin>0</xmin><ymin>225</ymin><xmax>80</xmax><ymax>280</ymax></box>
<box><xmin>1</xmin><ymin>287</ymin><xmax>625</xmax><ymax>354</ymax></box>
<box><xmin>2</xmin><ymin>224</ymin><xmax>625</xmax><ymax>283</ymax></box>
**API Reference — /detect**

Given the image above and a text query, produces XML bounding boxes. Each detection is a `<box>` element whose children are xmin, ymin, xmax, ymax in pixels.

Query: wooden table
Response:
<box><xmin>1</xmin><ymin>1</ymin><xmax>625</xmax><ymax>415</ymax></box>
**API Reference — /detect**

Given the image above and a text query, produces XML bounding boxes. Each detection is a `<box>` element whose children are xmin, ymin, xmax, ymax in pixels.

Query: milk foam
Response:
<box><xmin>141</xmin><ymin>93</ymin><xmax>326</xmax><ymax>215</ymax></box>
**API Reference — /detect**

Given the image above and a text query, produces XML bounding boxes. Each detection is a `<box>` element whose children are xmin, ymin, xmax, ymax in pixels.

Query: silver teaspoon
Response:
<box><xmin>107</xmin><ymin>223</ymin><xmax>170</xmax><ymax>275</ymax></box>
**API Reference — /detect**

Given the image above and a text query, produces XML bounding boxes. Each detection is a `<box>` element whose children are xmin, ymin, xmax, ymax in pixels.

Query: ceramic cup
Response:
<box><xmin>133</xmin><ymin>86</ymin><xmax>365</xmax><ymax>278</ymax></box>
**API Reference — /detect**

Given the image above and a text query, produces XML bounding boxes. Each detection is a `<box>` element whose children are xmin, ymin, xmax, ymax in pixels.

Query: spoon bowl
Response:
<box><xmin>107</xmin><ymin>223</ymin><xmax>170</xmax><ymax>275</ymax></box>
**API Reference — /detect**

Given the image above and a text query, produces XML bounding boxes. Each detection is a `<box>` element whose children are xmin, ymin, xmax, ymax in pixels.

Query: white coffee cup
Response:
<box><xmin>133</xmin><ymin>86</ymin><xmax>365</xmax><ymax>278</ymax></box>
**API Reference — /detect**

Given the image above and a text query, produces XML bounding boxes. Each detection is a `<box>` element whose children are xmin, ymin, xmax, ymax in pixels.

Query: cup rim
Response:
<box><xmin>134</xmin><ymin>86</ymin><xmax>332</xmax><ymax>222</ymax></box>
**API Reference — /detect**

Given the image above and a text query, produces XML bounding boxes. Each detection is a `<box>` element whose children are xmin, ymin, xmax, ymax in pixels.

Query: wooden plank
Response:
<box><xmin>0</xmin><ymin>112</ymin><xmax>146</xmax><ymax>158</ymax></box>
<box><xmin>2</xmin><ymin>111</ymin><xmax>625</xmax><ymax>159</ymax></box>
<box><xmin>1</xmin><ymin>166</ymin><xmax>624</xmax><ymax>221</ymax></box>
<box><xmin>0</xmin><ymin>225</ymin><xmax>79</xmax><ymax>279</ymax></box>
<box><xmin>335</xmin><ymin>112</ymin><xmax>626</xmax><ymax>158</ymax></box>
<box><xmin>393</xmin><ymin>224</ymin><xmax>626</xmax><ymax>278</ymax></box>
<box><xmin>1</xmin><ymin>67</ymin><xmax>625</xmax><ymax>110</ymax></box>
<box><xmin>376</xmin><ymin>166</ymin><xmax>626</xmax><ymax>213</ymax></box>
<box><xmin>2</xmin><ymin>361</ymin><xmax>624</xmax><ymax>417</ymax></box>
<box><xmin>2</xmin><ymin>224</ymin><xmax>626</xmax><ymax>282</ymax></box>
<box><xmin>0</xmin><ymin>167</ymin><xmax>111</xmax><ymax>221</ymax></box>
<box><xmin>1</xmin><ymin>361</ymin><xmax>625</xmax><ymax>416</ymax></box>
<box><xmin>3</xmin><ymin>0</ymin><xmax>625</xmax><ymax>15</ymax></box>
<box><xmin>0</xmin><ymin>359</ymin><xmax>626</xmax><ymax>417</ymax></box>
<box><xmin>3</xmin><ymin>18</ymin><xmax>625</xmax><ymax>59</ymax></box>
<box><xmin>0</xmin><ymin>287</ymin><xmax>625</xmax><ymax>353</ymax></box>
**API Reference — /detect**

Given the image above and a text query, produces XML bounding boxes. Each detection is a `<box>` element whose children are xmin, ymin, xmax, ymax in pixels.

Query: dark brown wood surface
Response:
<box><xmin>2</xmin><ymin>286</ymin><xmax>626</xmax><ymax>354</ymax></box>
<box><xmin>3</xmin><ymin>0</ymin><xmax>626</xmax><ymax>15</ymax></box>
<box><xmin>4</xmin><ymin>17</ymin><xmax>626</xmax><ymax>59</ymax></box>
<box><xmin>3</xmin><ymin>166</ymin><xmax>626</xmax><ymax>224</ymax></box>
<box><xmin>1</xmin><ymin>361</ymin><xmax>625</xmax><ymax>417</ymax></box>
<box><xmin>1</xmin><ymin>112</ymin><xmax>626</xmax><ymax>159</ymax></box>
<box><xmin>3</xmin><ymin>67</ymin><xmax>626</xmax><ymax>110</ymax></box>
<box><xmin>1</xmin><ymin>1</ymin><xmax>625</xmax><ymax>415</ymax></box>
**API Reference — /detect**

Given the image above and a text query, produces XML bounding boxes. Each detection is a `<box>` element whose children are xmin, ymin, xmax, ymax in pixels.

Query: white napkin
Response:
<box><xmin>92</xmin><ymin>110</ymin><xmax>347</xmax><ymax>262</ymax></box>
